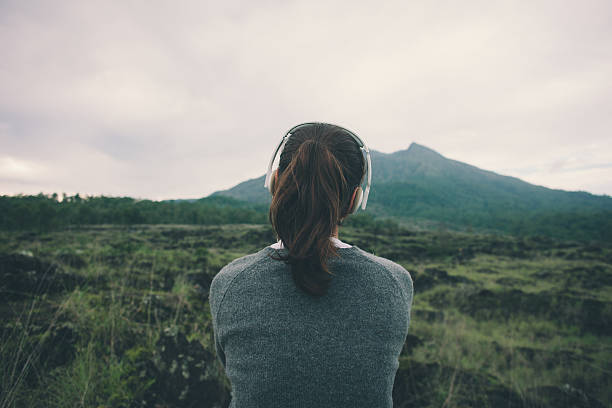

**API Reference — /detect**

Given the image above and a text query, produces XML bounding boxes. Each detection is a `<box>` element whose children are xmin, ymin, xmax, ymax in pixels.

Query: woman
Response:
<box><xmin>210</xmin><ymin>122</ymin><xmax>414</xmax><ymax>407</ymax></box>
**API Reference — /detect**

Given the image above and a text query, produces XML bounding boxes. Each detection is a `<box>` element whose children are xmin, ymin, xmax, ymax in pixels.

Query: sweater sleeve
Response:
<box><xmin>209</xmin><ymin>253</ymin><xmax>259</xmax><ymax>370</ymax></box>
<box><xmin>396</xmin><ymin>266</ymin><xmax>414</xmax><ymax>329</ymax></box>
<box><xmin>209</xmin><ymin>265</ymin><xmax>233</xmax><ymax>369</ymax></box>
<box><xmin>358</xmin><ymin>250</ymin><xmax>414</xmax><ymax>330</ymax></box>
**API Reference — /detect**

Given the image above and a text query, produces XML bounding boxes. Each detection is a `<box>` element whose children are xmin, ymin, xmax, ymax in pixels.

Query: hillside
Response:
<box><xmin>210</xmin><ymin>143</ymin><xmax>612</xmax><ymax>242</ymax></box>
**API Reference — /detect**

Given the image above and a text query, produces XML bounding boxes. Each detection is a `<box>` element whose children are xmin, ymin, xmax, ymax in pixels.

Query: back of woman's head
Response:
<box><xmin>268</xmin><ymin>123</ymin><xmax>365</xmax><ymax>297</ymax></box>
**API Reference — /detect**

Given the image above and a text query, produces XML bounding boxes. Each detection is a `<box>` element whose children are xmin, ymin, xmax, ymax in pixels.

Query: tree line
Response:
<box><xmin>0</xmin><ymin>193</ymin><xmax>269</xmax><ymax>231</ymax></box>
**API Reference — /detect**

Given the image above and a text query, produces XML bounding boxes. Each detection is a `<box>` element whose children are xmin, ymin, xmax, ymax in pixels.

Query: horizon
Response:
<box><xmin>4</xmin><ymin>141</ymin><xmax>611</xmax><ymax>201</ymax></box>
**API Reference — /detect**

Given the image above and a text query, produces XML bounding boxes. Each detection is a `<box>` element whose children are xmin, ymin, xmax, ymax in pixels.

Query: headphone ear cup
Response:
<box><xmin>349</xmin><ymin>187</ymin><xmax>363</xmax><ymax>214</ymax></box>
<box><xmin>269</xmin><ymin>171</ymin><xmax>276</xmax><ymax>195</ymax></box>
<box><xmin>268</xmin><ymin>171</ymin><xmax>278</xmax><ymax>195</ymax></box>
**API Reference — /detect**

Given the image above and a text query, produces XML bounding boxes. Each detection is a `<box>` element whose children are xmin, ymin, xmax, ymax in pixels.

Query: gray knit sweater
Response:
<box><xmin>209</xmin><ymin>244</ymin><xmax>414</xmax><ymax>407</ymax></box>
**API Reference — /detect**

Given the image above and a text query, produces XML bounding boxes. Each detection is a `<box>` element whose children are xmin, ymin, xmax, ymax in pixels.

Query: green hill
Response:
<box><xmin>210</xmin><ymin>143</ymin><xmax>612</xmax><ymax>242</ymax></box>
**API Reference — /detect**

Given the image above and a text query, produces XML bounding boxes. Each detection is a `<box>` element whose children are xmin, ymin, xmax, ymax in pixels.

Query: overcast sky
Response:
<box><xmin>1</xmin><ymin>0</ymin><xmax>611</xmax><ymax>200</ymax></box>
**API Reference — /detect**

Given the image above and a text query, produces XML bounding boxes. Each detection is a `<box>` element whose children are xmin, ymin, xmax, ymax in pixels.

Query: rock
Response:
<box><xmin>526</xmin><ymin>384</ymin><xmax>606</xmax><ymax>408</ymax></box>
<box><xmin>139</xmin><ymin>327</ymin><xmax>229</xmax><ymax>408</ymax></box>
<box><xmin>454</xmin><ymin>246</ymin><xmax>475</xmax><ymax>263</ymax></box>
<box><xmin>241</xmin><ymin>228</ymin><xmax>276</xmax><ymax>247</ymax></box>
<box><xmin>412</xmin><ymin>268</ymin><xmax>472</xmax><ymax>292</ymax></box>
<box><xmin>563</xmin><ymin>265</ymin><xmax>612</xmax><ymax>289</ymax></box>
<box><xmin>393</xmin><ymin>360</ymin><xmax>532</xmax><ymax>407</ymax></box>
<box><xmin>185</xmin><ymin>271</ymin><xmax>213</xmax><ymax>298</ymax></box>
<box><xmin>430</xmin><ymin>288</ymin><xmax>612</xmax><ymax>336</ymax></box>
<box><xmin>38</xmin><ymin>323</ymin><xmax>78</xmax><ymax>370</ymax></box>
<box><xmin>413</xmin><ymin>309</ymin><xmax>444</xmax><ymax>322</ymax></box>
<box><xmin>475</xmin><ymin>267</ymin><xmax>499</xmax><ymax>274</ymax></box>
<box><xmin>0</xmin><ymin>253</ymin><xmax>85</xmax><ymax>301</ymax></box>
<box><xmin>161</xmin><ymin>229</ymin><xmax>191</xmax><ymax>241</ymax></box>
<box><xmin>56</xmin><ymin>251</ymin><xmax>87</xmax><ymax>269</ymax></box>
<box><xmin>401</xmin><ymin>334</ymin><xmax>424</xmax><ymax>355</ymax></box>
<box><xmin>495</xmin><ymin>277</ymin><xmax>526</xmax><ymax>287</ymax></box>
<box><xmin>133</xmin><ymin>294</ymin><xmax>175</xmax><ymax>324</ymax></box>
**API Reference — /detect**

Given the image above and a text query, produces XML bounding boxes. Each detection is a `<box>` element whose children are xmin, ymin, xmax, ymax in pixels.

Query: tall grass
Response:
<box><xmin>2</xmin><ymin>225</ymin><xmax>610</xmax><ymax>407</ymax></box>
<box><xmin>0</xmin><ymin>289</ymin><xmax>77</xmax><ymax>408</ymax></box>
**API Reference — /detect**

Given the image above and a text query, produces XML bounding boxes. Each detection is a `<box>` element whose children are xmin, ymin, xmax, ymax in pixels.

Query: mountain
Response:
<box><xmin>210</xmin><ymin>176</ymin><xmax>272</xmax><ymax>205</ymax></box>
<box><xmin>210</xmin><ymin>143</ymin><xmax>612</xmax><ymax>242</ymax></box>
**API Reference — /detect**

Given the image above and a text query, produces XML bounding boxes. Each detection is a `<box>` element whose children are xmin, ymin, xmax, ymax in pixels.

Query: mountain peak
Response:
<box><xmin>407</xmin><ymin>142</ymin><xmax>441</xmax><ymax>155</ymax></box>
<box><xmin>389</xmin><ymin>142</ymin><xmax>444</xmax><ymax>160</ymax></box>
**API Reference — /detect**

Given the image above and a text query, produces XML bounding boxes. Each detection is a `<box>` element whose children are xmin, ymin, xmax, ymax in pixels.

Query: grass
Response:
<box><xmin>0</xmin><ymin>224</ymin><xmax>610</xmax><ymax>407</ymax></box>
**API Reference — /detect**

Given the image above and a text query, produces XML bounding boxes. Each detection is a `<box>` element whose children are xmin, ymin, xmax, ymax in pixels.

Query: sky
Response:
<box><xmin>1</xmin><ymin>0</ymin><xmax>611</xmax><ymax>200</ymax></box>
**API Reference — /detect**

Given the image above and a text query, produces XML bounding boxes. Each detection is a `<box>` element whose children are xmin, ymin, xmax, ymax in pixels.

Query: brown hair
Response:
<box><xmin>268</xmin><ymin>123</ymin><xmax>365</xmax><ymax>296</ymax></box>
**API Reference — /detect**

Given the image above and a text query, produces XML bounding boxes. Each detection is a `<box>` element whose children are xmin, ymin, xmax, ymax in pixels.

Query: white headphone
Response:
<box><xmin>264</xmin><ymin>122</ymin><xmax>372</xmax><ymax>214</ymax></box>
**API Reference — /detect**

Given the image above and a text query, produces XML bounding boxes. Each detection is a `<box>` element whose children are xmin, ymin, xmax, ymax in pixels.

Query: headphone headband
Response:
<box><xmin>264</xmin><ymin>122</ymin><xmax>371</xmax><ymax>211</ymax></box>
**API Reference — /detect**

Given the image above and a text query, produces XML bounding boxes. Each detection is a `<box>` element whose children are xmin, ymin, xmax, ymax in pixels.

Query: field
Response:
<box><xmin>1</xmin><ymin>224</ymin><xmax>610</xmax><ymax>407</ymax></box>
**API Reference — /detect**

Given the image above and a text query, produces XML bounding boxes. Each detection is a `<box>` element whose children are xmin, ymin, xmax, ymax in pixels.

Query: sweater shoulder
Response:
<box><xmin>353</xmin><ymin>248</ymin><xmax>414</xmax><ymax>306</ymax></box>
<box><xmin>209</xmin><ymin>248</ymin><xmax>269</xmax><ymax>319</ymax></box>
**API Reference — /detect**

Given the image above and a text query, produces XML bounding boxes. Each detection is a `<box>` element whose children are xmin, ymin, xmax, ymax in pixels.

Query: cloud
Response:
<box><xmin>0</xmin><ymin>155</ymin><xmax>46</xmax><ymax>181</ymax></box>
<box><xmin>1</xmin><ymin>0</ymin><xmax>611</xmax><ymax>199</ymax></box>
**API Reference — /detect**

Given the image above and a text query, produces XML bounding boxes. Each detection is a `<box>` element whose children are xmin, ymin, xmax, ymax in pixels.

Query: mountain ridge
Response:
<box><xmin>209</xmin><ymin>143</ymin><xmax>612</xmax><ymax>242</ymax></box>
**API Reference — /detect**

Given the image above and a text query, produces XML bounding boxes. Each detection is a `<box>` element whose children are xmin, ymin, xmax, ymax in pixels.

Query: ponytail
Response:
<box><xmin>268</xmin><ymin>125</ymin><xmax>364</xmax><ymax>296</ymax></box>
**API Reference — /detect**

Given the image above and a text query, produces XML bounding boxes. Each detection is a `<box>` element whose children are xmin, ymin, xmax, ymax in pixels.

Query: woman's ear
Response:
<box><xmin>349</xmin><ymin>187</ymin><xmax>358</xmax><ymax>210</ymax></box>
<box><xmin>338</xmin><ymin>187</ymin><xmax>359</xmax><ymax>226</ymax></box>
<box><xmin>342</xmin><ymin>187</ymin><xmax>359</xmax><ymax>218</ymax></box>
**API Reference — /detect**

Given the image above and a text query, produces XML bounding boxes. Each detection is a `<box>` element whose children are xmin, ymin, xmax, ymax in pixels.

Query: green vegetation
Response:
<box><xmin>368</xmin><ymin>180</ymin><xmax>612</xmax><ymax>243</ymax></box>
<box><xmin>0</xmin><ymin>222</ymin><xmax>610</xmax><ymax>407</ymax></box>
<box><xmin>4</xmin><ymin>191</ymin><xmax>611</xmax><ymax>245</ymax></box>
<box><xmin>211</xmin><ymin>143</ymin><xmax>612</xmax><ymax>243</ymax></box>
<box><xmin>0</xmin><ymin>194</ymin><xmax>267</xmax><ymax>231</ymax></box>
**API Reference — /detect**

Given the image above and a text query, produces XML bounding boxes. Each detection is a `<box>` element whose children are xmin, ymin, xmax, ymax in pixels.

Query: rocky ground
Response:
<box><xmin>0</xmin><ymin>224</ymin><xmax>610</xmax><ymax>407</ymax></box>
